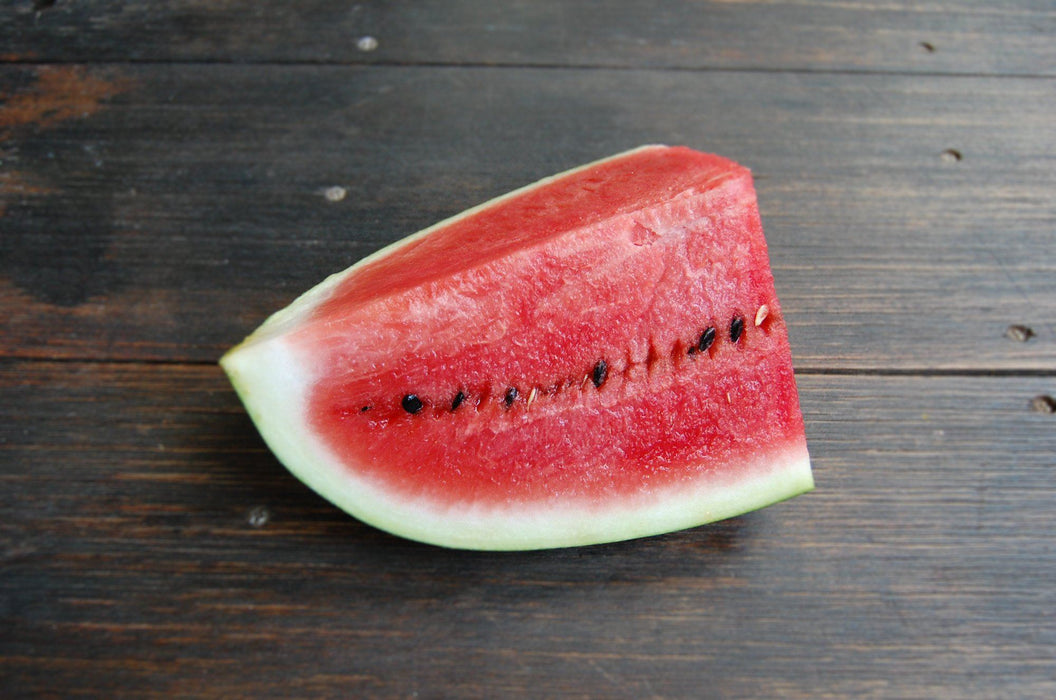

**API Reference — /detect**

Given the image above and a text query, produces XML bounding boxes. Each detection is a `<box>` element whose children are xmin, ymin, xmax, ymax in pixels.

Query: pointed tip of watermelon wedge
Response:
<box><xmin>222</xmin><ymin>145</ymin><xmax>813</xmax><ymax>550</ymax></box>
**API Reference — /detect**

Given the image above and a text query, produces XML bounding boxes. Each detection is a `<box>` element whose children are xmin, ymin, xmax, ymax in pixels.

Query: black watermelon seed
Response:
<box><xmin>360</xmin><ymin>405</ymin><xmax>372</xmax><ymax>412</ymax></box>
<box><xmin>698</xmin><ymin>326</ymin><xmax>716</xmax><ymax>353</ymax></box>
<box><xmin>401</xmin><ymin>394</ymin><xmax>424</xmax><ymax>414</ymax></box>
<box><xmin>730</xmin><ymin>317</ymin><xmax>745</xmax><ymax>344</ymax></box>
<box><xmin>592</xmin><ymin>360</ymin><xmax>608</xmax><ymax>388</ymax></box>
<box><xmin>504</xmin><ymin>387</ymin><xmax>518</xmax><ymax>408</ymax></box>
<box><xmin>451</xmin><ymin>391</ymin><xmax>466</xmax><ymax>411</ymax></box>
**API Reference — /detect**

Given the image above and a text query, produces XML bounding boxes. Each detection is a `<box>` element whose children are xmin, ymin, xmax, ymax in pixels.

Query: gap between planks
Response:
<box><xmin>2</xmin><ymin>57</ymin><xmax>1056</xmax><ymax>81</ymax></box>
<box><xmin>2</xmin><ymin>355</ymin><xmax>1054</xmax><ymax>378</ymax></box>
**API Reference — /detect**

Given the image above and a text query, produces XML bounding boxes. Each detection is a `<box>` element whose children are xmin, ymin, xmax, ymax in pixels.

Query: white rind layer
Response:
<box><xmin>222</xmin><ymin>334</ymin><xmax>813</xmax><ymax>550</ymax></box>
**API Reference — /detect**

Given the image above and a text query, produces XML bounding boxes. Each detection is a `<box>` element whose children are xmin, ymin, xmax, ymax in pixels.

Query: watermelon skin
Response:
<box><xmin>222</xmin><ymin>145</ymin><xmax>812</xmax><ymax>550</ymax></box>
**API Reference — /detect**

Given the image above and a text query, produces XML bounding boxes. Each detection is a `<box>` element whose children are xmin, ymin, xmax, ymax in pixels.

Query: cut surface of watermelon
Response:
<box><xmin>222</xmin><ymin>145</ymin><xmax>812</xmax><ymax>550</ymax></box>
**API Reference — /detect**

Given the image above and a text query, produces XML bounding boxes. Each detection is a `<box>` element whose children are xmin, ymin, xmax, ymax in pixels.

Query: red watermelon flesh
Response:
<box><xmin>221</xmin><ymin>145</ymin><xmax>812</xmax><ymax>550</ymax></box>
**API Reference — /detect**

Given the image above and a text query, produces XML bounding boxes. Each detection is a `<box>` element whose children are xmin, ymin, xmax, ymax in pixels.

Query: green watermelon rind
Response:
<box><xmin>221</xmin><ymin>145</ymin><xmax>814</xmax><ymax>550</ymax></box>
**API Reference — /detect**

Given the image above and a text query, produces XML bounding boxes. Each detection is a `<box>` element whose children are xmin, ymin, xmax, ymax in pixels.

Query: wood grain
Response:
<box><xmin>2</xmin><ymin>361</ymin><xmax>1054</xmax><ymax>698</ymax></box>
<box><xmin>3</xmin><ymin>3</ymin><xmax>1054</xmax><ymax>696</ymax></box>
<box><xmin>2</xmin><ymin>64</ymin><xmax>1054</xmax><ymax>369</ymax></box>
<box><xmin>5</xmin><ymin>0</ymin><xmax>1055</xmax><ymax>77</ymax></box>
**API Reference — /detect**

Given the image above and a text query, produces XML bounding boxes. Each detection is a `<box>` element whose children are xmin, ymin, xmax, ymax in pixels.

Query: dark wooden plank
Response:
<box><xmin>2</xmin><ymin>360</ymin><xmax>1054</xmax><ymax>697</ymax></box>
<box><xmin>2</xmin><ymin>64</ymin><xmax>1054</xmax><ymax>369</ymax></box>
<box><xmin>4</xmin><ymin>0</ymin><xmax>1055</xmax><ymax>76</ymax></box>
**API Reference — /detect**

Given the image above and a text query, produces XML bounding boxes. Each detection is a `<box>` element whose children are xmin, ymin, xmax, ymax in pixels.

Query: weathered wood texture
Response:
<box><xmin>2</xmin><ymin>64</ymin><xmax>1054</xmax><ymax>369</ymax></box>
<box><xmin>2</xmin><ymin>362</ymin><xmax>1054</xmax><ymax>698</ymax></box>
<box><xmin>5</xmin><ymin>0</ymin><xmax>1056</xmax><ymax>76</ymax></box>
<box><xmin>3</xmin><ymin>2</ymin><xmax>1055</xmax><ymax>697</ymax></box>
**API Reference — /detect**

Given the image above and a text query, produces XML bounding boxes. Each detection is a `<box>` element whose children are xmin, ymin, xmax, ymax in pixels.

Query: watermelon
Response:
<box><xmin>221</xmin><ymin>145</ymin><xmax>812</xmax><ymax>550</ymax></box>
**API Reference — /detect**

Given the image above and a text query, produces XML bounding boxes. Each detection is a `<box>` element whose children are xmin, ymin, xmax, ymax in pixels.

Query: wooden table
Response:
<box><xmin>3</xmin><ymin>2</ymin><xmax>1054</xmax><ymax>697</ymax></box>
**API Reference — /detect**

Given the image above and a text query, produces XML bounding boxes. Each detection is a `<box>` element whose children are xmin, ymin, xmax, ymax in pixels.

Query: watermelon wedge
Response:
<box><xmin>222</xmin><ymin>145</ymin><xmax>812</xmax><ymax>550</ymax></box>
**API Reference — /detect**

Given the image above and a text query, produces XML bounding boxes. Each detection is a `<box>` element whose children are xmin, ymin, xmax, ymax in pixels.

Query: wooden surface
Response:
<box><xmin>3</xmin><ymin>2</ymin><xmax>1054</xmax><ymax>698</ymax></box>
